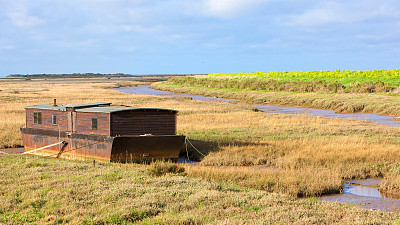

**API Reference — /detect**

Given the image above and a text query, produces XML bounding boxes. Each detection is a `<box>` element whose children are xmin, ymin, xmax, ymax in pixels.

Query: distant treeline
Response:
<box><xmin>7</xmin><ymin>73</ymin><xmax>198</xmax><ymax>79</ymax></box>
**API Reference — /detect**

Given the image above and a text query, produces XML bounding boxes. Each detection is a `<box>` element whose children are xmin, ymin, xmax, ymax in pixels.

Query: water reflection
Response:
<box><xmin>114</xmin><ymin>85</ymin><xmax>235</xmax><ymax>102</ymax></box>
<box><xmin>342</xmin><ymin>180</ymin><xmax>382</xmax><ymax>198</ymax></box>
<box><xmin>320</xmin><ymin>179</ymin><xmax>400</xmax><ymax>212</ymax></box>
<box><xmin>114</xmin><ymin>86</ymin><xmax>400</xmax><ymax>210</ymax></box>
<box><xmin>255</xmin><ymin>105</ymin><xmax>400</xmax><ymax>127</ymax></box>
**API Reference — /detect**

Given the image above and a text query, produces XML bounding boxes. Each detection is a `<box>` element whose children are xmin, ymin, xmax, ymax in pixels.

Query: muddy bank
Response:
<box><xmin>0</xmin><ymin>148</ymin><xmax>24</xmax><ymax>154</ymax></box>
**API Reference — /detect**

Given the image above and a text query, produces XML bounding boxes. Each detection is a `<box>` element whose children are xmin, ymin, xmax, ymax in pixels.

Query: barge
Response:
<box><xmin>20</xmin><ymin>100</ymin><xmax>185</xmax><ymax>162</ymax></box>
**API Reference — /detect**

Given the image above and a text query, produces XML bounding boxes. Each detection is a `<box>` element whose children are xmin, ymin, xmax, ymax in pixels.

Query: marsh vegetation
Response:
<box><xmin>151</xmin><ymin>71</ymin><xmax>400</xmax><ymax>198</ymax></box>
<box><xmin>0</xmin><ymin>74</ymin><xmax>400</xmax><ymax>223</ymax></box>
<box><xmin>3</xmin><ymin>155</ymin><xmax>399</xmax><ymax>224</ymax></box>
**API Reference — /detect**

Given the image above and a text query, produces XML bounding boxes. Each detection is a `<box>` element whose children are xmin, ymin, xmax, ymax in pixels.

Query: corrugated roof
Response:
<box><xmin>25</xmin><ymin>104</ymin><xmax>67</xmax><ymax>111</ymax></box>
<box><xmin>25</xmin><ymin>103</ymin><xmax>177</xmax><ymax>113</ymax></box>
<box><xmin>75</xmin><ymin>106</ymin><xmax>177</xmax><ymax>113</ymax></box>
<box><xmin>25</xmin><ymin>102</ymin><xmax>111</xmax><ymax>111</ymax></box>
<box><xmin>71</xmin><ymin>102</ymin><xmax>112</xmax><ymax>109</ymax></box>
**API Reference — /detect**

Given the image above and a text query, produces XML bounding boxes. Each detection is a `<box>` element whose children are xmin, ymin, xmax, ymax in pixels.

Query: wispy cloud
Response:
<box><xmin>0</xmin><ymin>45</ymin><xmax>15</xmax><ymax>50</ymax></box>
<box><xmin>282</xmin><ymin>1</ymin><xmax>400</xmax><ymax>27</ymax></box>
<box><xmin>202</xmin><ymin>0</ymin><xmax>270</xmax><ymax>18</ymax></box>
<box><xmin>118</xmin><ymin>46</ymin><xmax>138</xmax><ymax>52</ymax></box>
<box><xmin>4</xmin><ymin>1</ymin><xmax>45</xmax><ymax>28</ymax></box>
<box><xmin>0</xmin><ymin>0</ymin><xmax>399</xmax><ymax>75</ymax></box>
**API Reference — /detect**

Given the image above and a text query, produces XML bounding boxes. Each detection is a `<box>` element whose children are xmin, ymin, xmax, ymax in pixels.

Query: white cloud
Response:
<box><xmin>119</xmin><ymin>46</ymin><xmax>138</xmax><ymax>52</ymax></box>
<box><xmin>131</xmin><ymin>25</ymin><xmax>167</xmax><ymax>34</ymax></box>
<box><xmin>356</xmin><ymin>34</ymin><xmax>391</xmax><ymax>41</ymax></box>
<box><xmin>202</xmin><ymin>0</ymin><xmax>270</xmax><ymax>18</ymax></box>
<box><xmin>78</xmin><ymin>39</ymin><xmax>97</xmax><ymax>47</ymax></box>
<box><xmin>78</xmin><ymin>23</ymin><xmax>167</xmax><ymax>35</ymax></box>
<box><xmin>0</xmin><ymin>38</ymin><xmax>16</xmax><ymax>50</ymax></box>
<box><xmin>288</xmin><ymin>7</ymin><xmax>348</xmax><ymax>26</ymax></box>
<box><xmin>0</xmin><ymin>45</ymin><xmax>15</xmax><ymax>50</ymax></box>
<box><xmin>245</xmin><ymin>39</ymin><xmax>285</xmax><ymax>49</ymax></box>
<box><xmin>5</xmin><ymin>2</ymin><xmax>45</xmax><ymax>28</ymax></box>
<box><xmin>283</xmin><ymin>1</ymin><xmax>400</xmax><ymax>27</ymax></box>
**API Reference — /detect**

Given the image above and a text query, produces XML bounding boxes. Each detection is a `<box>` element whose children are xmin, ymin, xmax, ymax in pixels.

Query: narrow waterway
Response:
<box><xmin>115</xmin><ymin>85</ymin><xmax>400</xmax><ymax>127</ymax></box>
<box><xmin>115</xmin><ymin>85</ymin><xmax>235</xmax><ymax>102</ymax></box>
<box><xmin>114</xmin><ymin>85</ymin><xmax>400</xmax><ymax>212</ymax></box>
<box><xmin>320</xmin><ymin>179</ymin><xmax>400</xmax><ymax>212</ymax></box>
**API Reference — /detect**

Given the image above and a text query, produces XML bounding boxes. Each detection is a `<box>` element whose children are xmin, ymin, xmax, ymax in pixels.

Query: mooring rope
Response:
<box><xmin>22</xmin><ymin>141</ymin><xmax>64</xmax><ymax>155</ymax></box>
<box><xmin>185</xmin><ymin>137</ymin><xmax>206</xmax><ymax>157</ymax></box>
<box><xmin>23</xmin><ymin>137</ymin><xmax>206</xmax><ymax>163</ymax></box>
<box><xmin>25</xmin><ymin>141</ymin><xmax>102</xmax><ymax>161</ymax></box>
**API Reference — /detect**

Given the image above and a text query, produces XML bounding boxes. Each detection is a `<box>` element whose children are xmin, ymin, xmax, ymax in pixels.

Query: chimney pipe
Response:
<box><xmin>53</xmin><ymin>99</ymin><xmax>57</xmax><ymax>106</ymax></box>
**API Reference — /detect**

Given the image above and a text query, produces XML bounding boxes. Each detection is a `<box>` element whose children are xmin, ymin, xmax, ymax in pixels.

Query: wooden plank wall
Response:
<box><xmin>111</xmin><ymin>110</ymin><xmax>176</xmax><ymax>136</ymax></box>
<box><xmin>25</xmin><ymin>109</ymin><xmax>68</xmax><ymax>131</ymax></box>
<box><xmin>75</xmin><ymin>112</ymin><xmax>110</xmax><ymax>135</ymax></box>
<box><xmin>25</xmin><ymin>109</ymin><xmax>176</xmax><ymax>136</ymax></box>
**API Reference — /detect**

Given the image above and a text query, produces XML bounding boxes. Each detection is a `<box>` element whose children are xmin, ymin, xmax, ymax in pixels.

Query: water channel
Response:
<box><xmin>116</xmin><ymin>85</ymin><xmax>400</xmax><ymax>127</ymax></box>
<box><xmin>114</xmin><ymin>85</ymin><xmax>400</xmax><ymax>211</ymax></box>
<box><xmin>320</xmin><ymin>179</ymin><xmax>400</xmax><ymax>212</ymax></box>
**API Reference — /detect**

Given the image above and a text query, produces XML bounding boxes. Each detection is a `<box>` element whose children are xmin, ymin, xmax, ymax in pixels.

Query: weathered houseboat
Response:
<box><xmin>20</xmin><ymin>100</ymin><xmax>185</xmax><ymax>162</ymax></box>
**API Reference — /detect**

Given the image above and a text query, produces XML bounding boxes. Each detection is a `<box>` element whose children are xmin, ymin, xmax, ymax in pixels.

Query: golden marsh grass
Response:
<box><xmin>2</xmin><ymin>155</ymin><xmax>399</xmax><ymax>224</ymax></box>
<box><xmin>1</xmin><ymin>77</ymin><xmax>400</xmax><ymax>223</ymax></box>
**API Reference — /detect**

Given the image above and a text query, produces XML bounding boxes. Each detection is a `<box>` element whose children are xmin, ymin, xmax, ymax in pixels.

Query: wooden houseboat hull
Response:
<box><xmin>21</xmin><ymin>127</ymin><xmax>185</xmax><ymax>162</ymax></box>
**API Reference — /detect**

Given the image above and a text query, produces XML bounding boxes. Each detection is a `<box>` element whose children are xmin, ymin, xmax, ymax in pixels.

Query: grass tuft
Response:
<box><xmin>147</xmin><ymin>161</ymin><xmax>185</xmax><ymax>177</ymax></box>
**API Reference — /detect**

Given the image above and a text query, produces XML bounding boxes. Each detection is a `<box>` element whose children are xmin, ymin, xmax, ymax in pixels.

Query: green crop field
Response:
<box><xmin>158</xmin><ymin>69</ymin><xmax>400</xmax><ymax>116</ymax></box>
<box><xmin>209</xmin><ymin>69</ymin><xmax>400</xmax><ymax>87</ymax></box>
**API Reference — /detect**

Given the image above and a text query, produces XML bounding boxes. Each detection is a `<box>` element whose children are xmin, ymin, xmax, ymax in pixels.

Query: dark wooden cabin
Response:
<box><xmin>21</xmin><ymin>100</ymin><xmax>185</xmax><ymax>162</ymax></box>
<box><xmin>24</xmin><ymin>101</ymin><xmax>177</xmax><ymax>136</ymax></box>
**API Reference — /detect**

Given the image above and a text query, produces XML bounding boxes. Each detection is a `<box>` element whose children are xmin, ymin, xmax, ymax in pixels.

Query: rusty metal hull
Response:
<box><xmin>20</xmin><ymin>127</ymin><xmax>185</xmax><ymax>162</ymax></box>
<box><xmin>111</xmin><ymin>135</ymin><xmax>185</xmax><ymax>162</ymax></box>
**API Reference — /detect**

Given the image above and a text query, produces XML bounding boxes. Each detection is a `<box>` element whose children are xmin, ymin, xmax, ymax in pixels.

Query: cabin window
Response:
<box><xmin>91</xmin><ymin>118</ymin><xmax>97</xmax><ymax>130</ymax></box>
<box><xmin>52</xmin><ymin>115</ymin><xmax>57</xmax><ymax>125</ymax></box>
<box><xmin>33</xmin><ymin>112</ymin><xmax>42</xmax><ymax>124</ymax></box>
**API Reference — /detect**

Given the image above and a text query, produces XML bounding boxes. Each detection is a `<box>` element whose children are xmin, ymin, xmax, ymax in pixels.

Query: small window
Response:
<box><xmin>33</xmin><ymin>112</ymin><xmax>42</xmax><ymax>124</ymax></box>
<box><xmin>52</xmin><ymin>115</ymin><xmax>57</xmax><ymax>125</ymax></box>
<box><xmin>91</xmin><ymin>118</ymin><xmax>97</xmax><ymax>130</ymax></box>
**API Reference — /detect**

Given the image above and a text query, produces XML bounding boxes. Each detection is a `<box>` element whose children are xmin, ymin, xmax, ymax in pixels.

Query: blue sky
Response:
<box><xmin>1</xmin><ymin>0</ymin><xmax>400</xmax><ymax>76</ymax></box>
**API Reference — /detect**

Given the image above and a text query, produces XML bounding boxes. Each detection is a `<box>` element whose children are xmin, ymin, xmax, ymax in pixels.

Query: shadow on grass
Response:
<box><xmin>180</xmin><ymin>139</ymin><xmax>265</xmax><ymax>161</ymax></box>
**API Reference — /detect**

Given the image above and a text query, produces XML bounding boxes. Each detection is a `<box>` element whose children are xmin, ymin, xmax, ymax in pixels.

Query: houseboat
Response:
<box><xmin>20</xmin><ymin>100</ymin><xmax>185</xmax><ymax>162</ymax></box>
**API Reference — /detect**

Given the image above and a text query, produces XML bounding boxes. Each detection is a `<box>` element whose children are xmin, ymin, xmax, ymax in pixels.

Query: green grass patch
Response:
<box><xmin>209</xmin><ymin>69</ymin><xmax>400</xmax><ymax>87</ymax></box>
